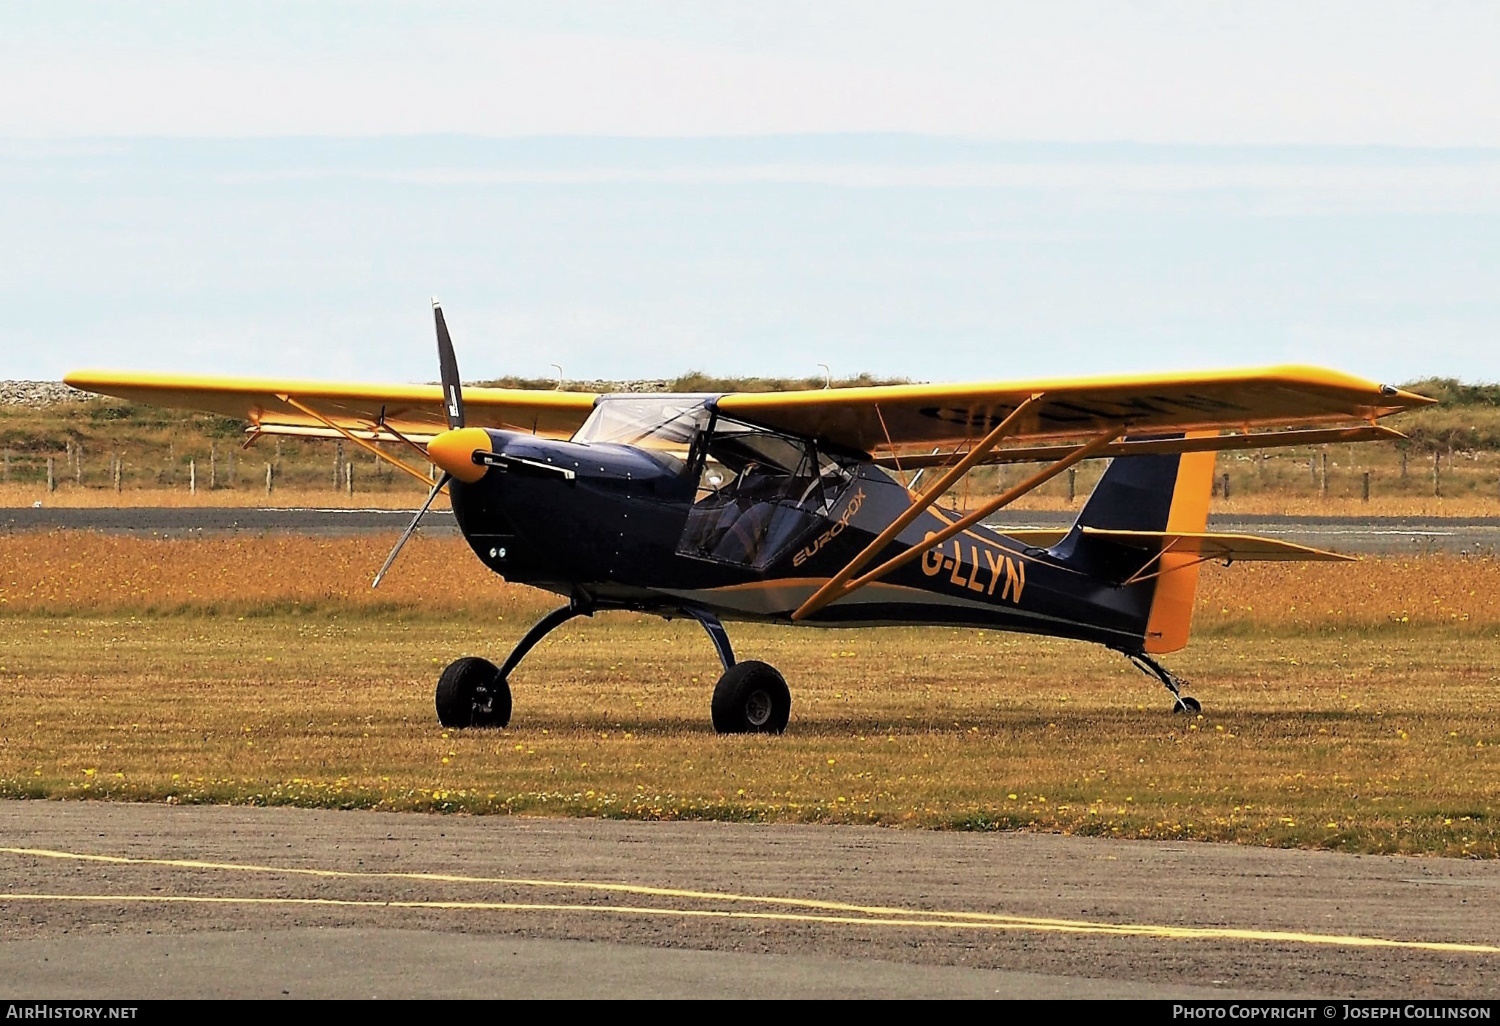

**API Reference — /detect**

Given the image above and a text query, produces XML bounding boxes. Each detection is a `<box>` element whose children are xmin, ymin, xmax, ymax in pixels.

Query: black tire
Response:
<box><xmin>711</xmin><ymin>660</ymin><xmax>790</xmax><ymax>734</ymax></box>
<box><xmin>435</xmin><ymin>656</ymin><xmax>512</xmax><ymax>729</ymax></box>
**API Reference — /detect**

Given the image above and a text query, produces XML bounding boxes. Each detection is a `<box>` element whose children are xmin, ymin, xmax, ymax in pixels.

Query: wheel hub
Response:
<box><xmin>744</xmin><ymin>688</ymin><xmax>773</xmax><ymax>727</ymax></box>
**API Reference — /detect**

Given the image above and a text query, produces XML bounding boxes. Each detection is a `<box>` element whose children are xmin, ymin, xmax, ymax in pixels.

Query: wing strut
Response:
<box><xmin>792</xmin><ymin>424</ymin><xmax>1120</xmax><ymax>622</ymax></box>
<box><xmin>373</xmin><ymin>409</ymin><xmax>441</xmax><ymax>467</ymax></box>
<box><xmin>278</xmin><ymin>394</ymin><xmax>439</xmax><ymax>488</ymax></box>
<box><xmin>789</xmin><ymin>395</ymin><xmax>1042</xmax><ymax>621</ymax></box>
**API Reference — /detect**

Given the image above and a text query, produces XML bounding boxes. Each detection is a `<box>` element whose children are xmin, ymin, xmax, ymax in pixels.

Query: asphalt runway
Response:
<box><xmin>5</xmin><ymin>506</ymin><xmax>1500</xmax><ymax>554</ymax></box>
<box><xmin>2</xmin><ymin>801</ymin><xmax>1498</xmax><ymax>999</ymax></box>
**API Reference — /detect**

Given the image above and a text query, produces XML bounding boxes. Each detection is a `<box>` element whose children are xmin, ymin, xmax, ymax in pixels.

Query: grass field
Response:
<box><xmin>0</xmin><ymin>533</ymin><xmax>1496</xmax><ymax>858</ymax></box>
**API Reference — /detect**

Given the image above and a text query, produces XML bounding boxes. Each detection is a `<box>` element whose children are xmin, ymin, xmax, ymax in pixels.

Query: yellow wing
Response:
<box><xmin>66</xmin><ymin>364</ymin><xmax>1433</xmax><ymax>458</ymax></box>
<box><xmin>716</xmin><ymin>365</ymin><xmax>1432</xmax><ymax>455</ymax></box>
<box><xmin>63</xmin><ymin>370</ymin><xmax>599</xmax><ymax>444</ymax></box>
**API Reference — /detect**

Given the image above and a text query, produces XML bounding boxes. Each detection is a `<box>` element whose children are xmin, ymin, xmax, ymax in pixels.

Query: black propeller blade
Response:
<box><xmin>434</xmin><ymin>298</ymin><xmax>464</xmax><ymax>430</ymax></box>
<box><xmin>373</xmin><ymin>299</ymin><xmax>469</xmax><ymax>588</ymax></box>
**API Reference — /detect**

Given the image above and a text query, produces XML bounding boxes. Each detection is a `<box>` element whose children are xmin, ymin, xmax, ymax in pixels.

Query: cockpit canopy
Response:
<box><xmin>571</xmin><ymin>396</ymin><xmax>713</xmax><ymax>474</ymax></box>
<box><xmin>571</xmin><ymin>396</ymin><xmax>859</xmax><ymax>570</ymax></box>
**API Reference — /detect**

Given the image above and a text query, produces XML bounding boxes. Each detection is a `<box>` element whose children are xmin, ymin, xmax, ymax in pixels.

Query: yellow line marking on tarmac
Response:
<box><xmin>0</xmin><ymin>891</ymin><xmax>1497</xmax><ymax>953</ymax></box>
<box><xmin>0</xmin><ymin>844</ymin><xmax>1062</xmax><ymax>925</ymax></box>
<box><xmin>2</xmin><ymin>846</ymin><xmax>1496</xmax><ymax>955</ymax></box>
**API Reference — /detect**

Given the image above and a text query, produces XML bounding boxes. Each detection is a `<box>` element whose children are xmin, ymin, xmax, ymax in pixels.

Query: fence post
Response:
<box><xmin>1221</xmin><ymin>472</ymin><xmax>1230</xmax><ymax>501</ymax></box>
<box><xmin>75</xmin><ymin>444</ymin><xmax>82</xmax><ymax>485</ymax></box>
<box><xmin>346</xmin><ymin>461</ymin><xmax>354</xmax><ymax>497</ymax></box>
<box><xmin>1066</xmin><ymin>467</ymin><xmax>1076</xmax><ymax>503</ymax></box>
<box><xmin>47</xmin><ymin>456</ymin><xmax>55</xmax><ymax>492</ymax></box>
<box><xmin>189</xmin><ymin>459</ymin><xmax>196</xmax><ymax>495</ymax></box>
<box><xmin>1320</xmin><ymin>450</ymin><xmax>1328</xmax><ymax>497</ymax></box>
<box><xmin>210</xmin><ymin>443</ymin><xmax>217</xmax><ymax>490</ymax></box>
<box><xmin>334</xmin><ymin>442</ymin><xmax>344</xmax><ymax>490</ymax></box>
<box><xmin>1433</xmin><ymin>451</ymin><xmax>1442</xmax><ymax>497</ymax></box>
<box><xmin>1362</xmin><ymin>471</ymin><xmax>1370</xmax><ymax>503</ymax></box>
<box><xmin>114</xmin><ymin>456</ymin><xmax>122</xmax><ymax>494</ymax></box>
<box><xmin>265</xmin><ymin>462</ymin><xmax>273</xmax><ymax>496</ymax></box>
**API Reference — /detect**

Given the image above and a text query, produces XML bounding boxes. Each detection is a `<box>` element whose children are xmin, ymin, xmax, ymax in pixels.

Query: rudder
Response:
<box><xmin>1139</xmin><ymin>446</ymin><xmax>1215</xmax><ymax>652</ymax></box>
<box><xmin>1058</xmin><ymin>434</ymin><xmax>1217</xmax><ymax>653</ymax></box>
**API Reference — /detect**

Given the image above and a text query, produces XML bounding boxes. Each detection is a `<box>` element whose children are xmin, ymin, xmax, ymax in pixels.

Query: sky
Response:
<box><xmin>1</xmin><ymin>2</ymin><xmax>1498</xmax><ymax>385</ymax></box>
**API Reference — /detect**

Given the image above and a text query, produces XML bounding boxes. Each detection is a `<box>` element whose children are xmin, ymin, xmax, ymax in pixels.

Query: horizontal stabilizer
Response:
<box><xmin>1000</xmin><ymin>528</ymin><xmax>1070</xmax><ymax>547</ymax></box>
<box><xmin>1078</xmin><ymin>528</ymin><xmax>1354</xmax><ymax>563</ymax></box>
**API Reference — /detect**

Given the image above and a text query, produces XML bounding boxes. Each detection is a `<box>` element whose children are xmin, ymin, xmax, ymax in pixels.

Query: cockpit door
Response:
<box><xmin>677</xmin><ymin>415</ymin><xmax>853</xmax><ymax>569</ymax></box>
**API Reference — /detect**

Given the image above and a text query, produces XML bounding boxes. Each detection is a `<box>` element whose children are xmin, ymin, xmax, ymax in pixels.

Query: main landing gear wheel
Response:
<box><xmin>711</xmin><ymin>660</ymin><xmax>791</xmax><ymax>735</ymax></box>
<box><xmin>437</xmin><ymin>599</ymin><xmax>589</xmax><ymax>731</ymax></box>
<box><xmin>436</xmin><ymin>656</ymin><xmax>512</xmax><ymax>729</ymax></box>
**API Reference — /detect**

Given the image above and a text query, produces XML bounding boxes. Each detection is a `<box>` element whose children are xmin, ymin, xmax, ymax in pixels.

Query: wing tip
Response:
<box><xmin>1381</xmin><ymin>383</ymin><xmax>1439</xmax><ymax>407</ymax></box>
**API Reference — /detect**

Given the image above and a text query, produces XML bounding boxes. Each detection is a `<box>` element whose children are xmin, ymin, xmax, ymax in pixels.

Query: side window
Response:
<box><xmin>677</xmin><ymin>417</ymin><xmax>851</xmax><ymax>568</ymax></box>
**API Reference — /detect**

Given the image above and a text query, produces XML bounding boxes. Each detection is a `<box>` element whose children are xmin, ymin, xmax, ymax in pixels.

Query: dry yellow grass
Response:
<box><xmin>0</xmin><ymin>534</ymin><xmax>1495</xmax><ymax>857</ymax></box>
<box><xmin>1195</xmin><ymin>558</ymin><xmax>1500</xmax><ymax>630</ymax></box>
<box><xmin>0</xmin><ymin>533</ymin><xmax>491</xmax><ymax>615</ymax></box>
<box><xmin>3</xmin><ymin>532</ymin><xmax>1497</xmax><ymax>628</ymax></box>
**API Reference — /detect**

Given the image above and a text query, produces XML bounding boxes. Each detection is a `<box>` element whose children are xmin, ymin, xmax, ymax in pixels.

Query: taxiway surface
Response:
<box><xmin>4</xmin><ymin>506</ymin><xmax>1499</xmax><ymax>555</ymax></box>
<box><xmin>2</xmin><ymin>801</ymin><xmax>1496</xmax><ymax>999</ymax></box>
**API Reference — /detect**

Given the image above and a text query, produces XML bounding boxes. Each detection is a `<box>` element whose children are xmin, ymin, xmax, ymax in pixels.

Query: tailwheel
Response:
<box><xmin>1122</xmin><ymin>651</ymin><xmax>1202</xmax><ymax>715</ymax></box>
<box><xmin>711</xmin><ymin>660</ymin><xmax>791</xmax><ymax>735</ymax></box>
<box><xmin>436</xmin><ymin>656</ymin><xmax>512</xmax><ymax>728</ymax></box>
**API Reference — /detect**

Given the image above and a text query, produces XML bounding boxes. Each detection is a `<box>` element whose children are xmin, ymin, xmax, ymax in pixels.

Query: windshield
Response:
<box><xmin>571</xmin><ymin>396</ymin><xmax>713</xmax><ymax>472</ymax></box>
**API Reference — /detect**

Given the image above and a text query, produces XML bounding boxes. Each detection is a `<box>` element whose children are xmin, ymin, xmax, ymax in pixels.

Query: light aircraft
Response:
<box><xmin>66</xmin><ymin>303</ymin><xmax>1432</xmax><ymax>733</ymax></box>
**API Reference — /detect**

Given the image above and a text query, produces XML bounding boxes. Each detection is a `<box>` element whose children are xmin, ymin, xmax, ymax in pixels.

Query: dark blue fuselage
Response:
<box><xmin>450</xmin><ymin>428</ymin><xmax>1163</xmax><ymax>652</ymax></box>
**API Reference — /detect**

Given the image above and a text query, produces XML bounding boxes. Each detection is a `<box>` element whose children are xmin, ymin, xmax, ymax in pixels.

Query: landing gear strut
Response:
<box><xmin>683</xmin><ymin>606</ymin><xmax>791</xmax><ymax>735</ymax></box>
<box><xmin>436</xmin><ymin>601</ymin><xmax>793</xmax><ymax>733</ymax></box>
<box><xmin>435</xmin><ymin>598</ymin><xmax>591</xmax><ymax>728</ymax></box>
<box><xmin>1124</xmin><ymin>650</ymin><xmax>1202</xmax><ymax>714</ymax></box>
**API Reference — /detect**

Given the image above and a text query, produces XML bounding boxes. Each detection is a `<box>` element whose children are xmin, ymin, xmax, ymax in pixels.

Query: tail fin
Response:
<box><xmin>1055</xmin><ymin>435</ymin><xmax>1216</xmax><ymax>653</ymax></box>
